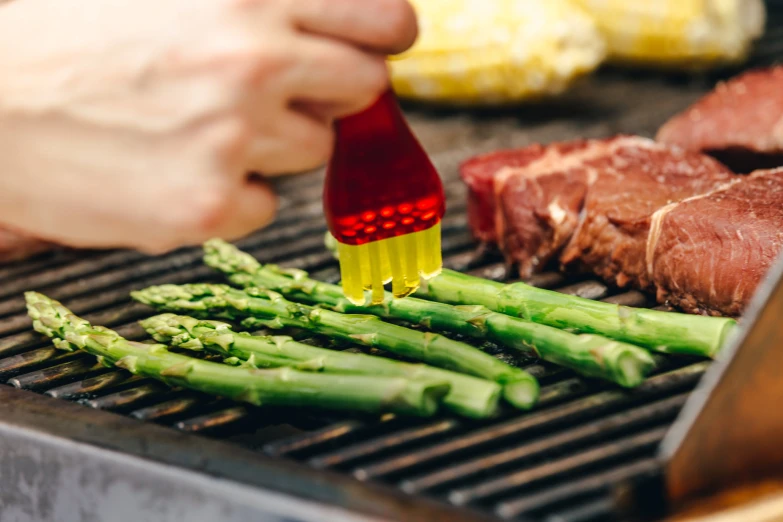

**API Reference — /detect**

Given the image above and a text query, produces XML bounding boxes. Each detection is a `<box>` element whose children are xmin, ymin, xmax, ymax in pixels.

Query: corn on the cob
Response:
<box><xmin>570</xmin><ymin>0</ymin><xmax>766</xmax><ymax>68</ymax></box>
<box><xmin>389</xmin><ymin>0</ymin><xmax>606</xmax><ymax>105</ymax></box>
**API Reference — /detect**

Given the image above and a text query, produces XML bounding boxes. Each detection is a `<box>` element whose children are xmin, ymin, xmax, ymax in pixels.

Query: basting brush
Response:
<box><xmin>324</xmin><ymin>88</ymin><xmax>445</xmax><ymax>305</ymax></box>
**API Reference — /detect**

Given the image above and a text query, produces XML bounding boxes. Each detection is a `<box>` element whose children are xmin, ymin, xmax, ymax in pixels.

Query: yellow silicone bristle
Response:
<box><xmin>358</xmin><ymin>243</ymin><xmax>371</xmax><ymax>289</ymax></box>
<box><xmin>367</xmin><ymin>241</ymin><xmax>386</xmax><ymax>304</ymax></box>
<box><xmin>401</xmin><ymin>232</ymin><xmax>420</xmax><ymax>293</ymax></box>
<box><xmin>336</xmin><ymin>242</ymin><xmax>365</xmax><ymax>305</ymax></box>
<box><xmin>381</xmin><ymin>253</ymin><xmax>392</xmax><ymax>284</ymax></box>
<box><xmin>416</xmin><ymin>222</ymin><xmax>442</xmax><ymax>278</ymax></box>
<box><xmin>359</xmin><ymin>244</ymin><xmax>392</xmax><ymax>289</ymax></box>
<box><xmin>336</xmin><ymin>222</ymin><xmax>444</xmax><ymax>304</ymax></box>
<box><xmin>385</xmin><ymin>236</ymin><xmax>407</xmax><ymax>297</ymax></box>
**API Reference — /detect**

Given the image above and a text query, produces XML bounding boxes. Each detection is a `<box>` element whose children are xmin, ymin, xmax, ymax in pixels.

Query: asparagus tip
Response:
<box><xmin>203</xmin><ymin>238</ymin><xmax>262</xmax><ymax>274</ymax></box>
<box><xmin>25</xmin><ymin>291</ymin><xmax>88</xmax><ymax>336</ymax></box>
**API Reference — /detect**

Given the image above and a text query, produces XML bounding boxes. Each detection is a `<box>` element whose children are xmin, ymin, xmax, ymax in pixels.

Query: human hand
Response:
<box><xmin>0</xmin><ymin>0</ymin><xmax>417</xmax><ymax>253</ymax></box>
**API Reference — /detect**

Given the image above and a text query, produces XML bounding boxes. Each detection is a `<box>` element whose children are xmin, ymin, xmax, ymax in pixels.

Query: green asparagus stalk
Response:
<box><xmin>320</xmin><ymin>235</ymin><xmax>735</xmax><ymax>358</ymax></box>
<box><xmin>24</xmin><ymin>292</ymin><xmax>450</xmax><ymax>417</ymax></box>
<box><xmin>202</xmin><ymin>239</ymin><xmax>655</xmax><ymax>387</ymax></box>
<box><xmin>141</xmin><ymin>314</ymin><xmax>503</xmax><ymax>418</ymax></box>
<box><xmin>417</xmin><ymin>269</ymin><xmax>737</xmax><ymax>358</ymax></box>
<box><xmin>130</xmin><ymin>283</ymin><xmax>538</xmax><ymax>410</ymax></box>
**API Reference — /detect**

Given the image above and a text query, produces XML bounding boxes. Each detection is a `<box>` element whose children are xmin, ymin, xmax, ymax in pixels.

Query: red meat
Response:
<box><xmin>650</xmin><ymin>168</ymin><xmax>783</xmax><ymax>316</ymax></box>
<box><xmin>656</xmin><ymin>66</ymin><xmax>783</xmax><ymax>173</ymax></box>
<box><xmin>460</xmin><ymin>139</ymin><xmax>596</xmax><ymax>244</ymax></box>
<box><xmin>558</xmin><ymin>142</ymin><xmax>734</xmax><ymax>290</ymax></box>
<box><xmin>460</xmin><ymin>136</ymin><xmax>783</xmax><ymax>317</ymax></box>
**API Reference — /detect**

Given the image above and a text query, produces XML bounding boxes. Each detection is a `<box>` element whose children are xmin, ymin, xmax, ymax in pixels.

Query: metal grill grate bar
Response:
<box><xmin>343</xmin><ymin>364</ymin><xmax>706</xmax><ymax>484</ymax></box>
<box><xmin>447</xmin><ymin>427</ymin><xmax>667</xmax><ymax>507</ymax></box>
<box><xmin>44</xmin><ymin>370</ymin><xmax>144</xmax><ymax>400</ymax></box>
<box><xmin>391</xmin><ymin>394</ymin><xmax>687</xmax><ymax>494</ymax></box>
<box><xmin>8</xmin><ymin>357</ymin><xmax>105</xmax><ymax>391</ymax></box>
<box><xmin>495</xmin><ymin>459</ymin><xmax>659</xmax><ymax>520</ymax></box>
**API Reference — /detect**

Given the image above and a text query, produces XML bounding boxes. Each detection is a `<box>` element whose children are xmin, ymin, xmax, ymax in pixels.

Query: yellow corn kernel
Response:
<box><xmin>389</xmin><ymin>0</ymin><xmax>606</xmax><ymax>105</ymax></box>
<box><xmin>569</xmin><ymin>0</ymin><xmax>766</xmax><ymax>68</ymax></box>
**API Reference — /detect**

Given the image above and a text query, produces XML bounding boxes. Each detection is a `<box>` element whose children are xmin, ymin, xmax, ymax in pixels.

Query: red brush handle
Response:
<box><xmin>323</xmin><ymin>89</ymin><xmax>445</xmax><ymax>246</ymax></box>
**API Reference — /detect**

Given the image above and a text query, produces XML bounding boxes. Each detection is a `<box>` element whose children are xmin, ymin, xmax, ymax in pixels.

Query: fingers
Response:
<box><xmin>290</xmin><ymin>100</ymin><xmax>371</xmax><ymax>122</ymax></box>
<box><xmin>284</xmin><ymin>34</ymin><xmax>389</xmax><ymax>115</ymax></box>
<box><xmin>119</xmin><ymin>173</ymin><xmax>277</xmax><ymax>255</ymax></box>
<box><xmin>201</xmin><ymin>177</ymin><xmax>279</xmax><ymax>242</ymax></box>
<box><xmin>246</xmin><ymin>108</ymin><xmax>334</xmax><ymax>175</ymax></box>
<box><xmin>286</xmin><ymin>0</ymin><xmax>418</xmax><ymax>55</ymax></box>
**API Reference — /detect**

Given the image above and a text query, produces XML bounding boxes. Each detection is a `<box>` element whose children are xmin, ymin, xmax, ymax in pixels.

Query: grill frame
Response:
<box><xmin>0</xmin><ymin>385</ymin><xmax>498</xmax><ymax>522</ymax></box>
<box><xmin>2</xmin><ymin>7</ymin><xmax>783</xmax><ymax>521</ymax></box>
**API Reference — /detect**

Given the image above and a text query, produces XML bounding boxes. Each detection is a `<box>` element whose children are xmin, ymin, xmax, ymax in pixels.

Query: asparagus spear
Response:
<box><xmin>131</xmin><ymin>284</ymin><xmax>538</xmax><ymax>410</ymax></box>
<box><xmin>25</xmin><ymin>292</ymin><xmax>451</xmax><ymax>416</ymax></box>
<box><xmin>320</xmin><ymin>235</ymin><xmax>735</xmax><ymax>357</ymax></box>
<box><xmin>418</xmin><ymin>269</ymin><xmax>737</xmax><ymax>358</ymax></box>
<box><xmin>141</xmin><ymin>314</ymin><xmax>502</xmax><ymax>418</ymax></box>
<box><xmin>203</xmin><ymin>239</ymin><xmax>656</xmax><ymax>387</ymax></box>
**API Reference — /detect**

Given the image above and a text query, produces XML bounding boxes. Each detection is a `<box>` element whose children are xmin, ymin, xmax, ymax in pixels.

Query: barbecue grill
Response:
<box><xmin>3</xmin><ymin>6</ymin><xmax>783</xmax><ymax>522</ymax></box>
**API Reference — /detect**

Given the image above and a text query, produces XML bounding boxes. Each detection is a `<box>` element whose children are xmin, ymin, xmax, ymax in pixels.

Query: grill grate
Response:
<box><xmin>3</xmin><ymin>9</ymin><xmax>783</xmax><ymax>521</ymax></box>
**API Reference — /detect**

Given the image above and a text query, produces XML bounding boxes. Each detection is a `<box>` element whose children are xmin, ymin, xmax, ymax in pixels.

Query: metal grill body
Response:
<box><xmin>2</xmin><ymin>9</ymin><xmax>783</xmax><ymax>522</ymax></box>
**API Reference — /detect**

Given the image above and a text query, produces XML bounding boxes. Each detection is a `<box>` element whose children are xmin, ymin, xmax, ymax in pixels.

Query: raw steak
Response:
<box><xmin>559</xmin><ymin>143</ymin><xmax>735</xmax><ymax>290</ymax></box>
<box><xmin>459</xmin><ymin>136</ymin><xmax>783</xmax><ymax>316</ymax></box>
<box><xmin>656</xmin><ymin>66</ymin><xmax>783</xmax><ymax>173</ymax></box>
<box><xmin>494</xmin><ymin>136</ymin><xmax>649</xmax><ymax>278</ymax></box>
<box><xmin>466</xmin><ymin>135</ymin><xmax>733</xmax><ymax>282</ymax></box>
<box><xmin>460</xmin><ymin>139</ymin><xmax>594</xmax><ymax>244</ymax></box>
<box><xmin>650</xmin><ymin>168</ymin><xmax>783</xmax><ymax>316</ymax></box>
<box><xmin>461</xmin><ymin>145</ymin><xmax>551</xmax><ymax>243</ymax></box>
